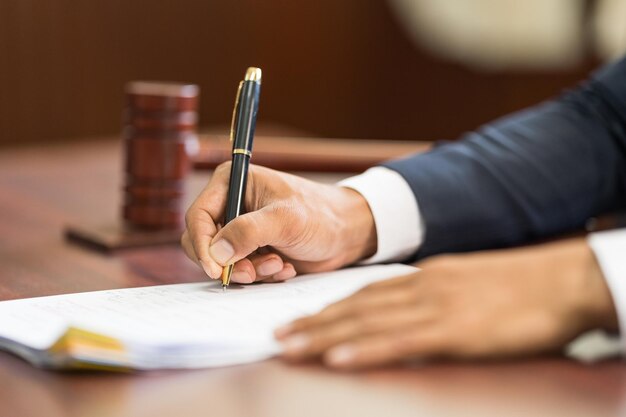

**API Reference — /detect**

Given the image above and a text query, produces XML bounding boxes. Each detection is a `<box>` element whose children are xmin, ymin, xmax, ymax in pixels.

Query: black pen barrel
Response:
<box><xmin>232</xmin><ymin>80</ymin><xmax>261</xmax><ymax>152</ymax></box>
<box><xmin>223</xmin><ymin>68</ymin><xmax>260</xmax><ymax>227</ymax></box>
<box><xmin>220</xmin><ymin>67</ymin><xmax>261</xmax><ymax>288</ymax></box>
<box><xmin>224</xmin><ymin>154</ymin><xmax>250</xmax><ymax>224</ymax></box>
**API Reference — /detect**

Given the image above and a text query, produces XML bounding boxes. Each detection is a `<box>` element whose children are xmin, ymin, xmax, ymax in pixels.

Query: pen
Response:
<box><xmin>221</xmin><ymin>67</ymin><xmax>262</xmax><ymax>291</ymax></box>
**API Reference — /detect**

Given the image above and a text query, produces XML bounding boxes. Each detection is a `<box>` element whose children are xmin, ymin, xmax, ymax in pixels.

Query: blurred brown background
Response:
<box><xmin>0</xmin><ymin>0</ymin><xmax>603</xmax><ymax>147</ymax></box>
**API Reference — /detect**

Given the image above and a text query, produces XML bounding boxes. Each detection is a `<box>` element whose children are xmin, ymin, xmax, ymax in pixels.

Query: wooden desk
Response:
<box><xmin>193</xmin><ymin>134</ymin><xmax>431</xmax><ymax>172</ymax></box>
<box><xmin>0</xmin><ymin>139</ymin><xmax>624</xmax><ymax>417</ymax></box>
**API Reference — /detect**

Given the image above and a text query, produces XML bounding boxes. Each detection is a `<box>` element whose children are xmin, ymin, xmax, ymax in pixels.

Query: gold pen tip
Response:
<box><xmin>222</xmin><ymin>285</ymin><xmax>226</xmax><ymax>292</ymax></box>
<box><xmin>245</xmin><ymin>67</ymin><xmax>262</xmax><ymax>83</ymax></box>
<box><xmin>221</xmin><ymin>264</ymin><xmax>234</xmax><ymax>288</ymax></box>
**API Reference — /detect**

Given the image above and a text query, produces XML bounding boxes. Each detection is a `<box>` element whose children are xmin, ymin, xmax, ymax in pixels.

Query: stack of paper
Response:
<box><xmin>0</xmin><ymin>264</ymin><xmax>416</xmax><ymax>370</ymax></box>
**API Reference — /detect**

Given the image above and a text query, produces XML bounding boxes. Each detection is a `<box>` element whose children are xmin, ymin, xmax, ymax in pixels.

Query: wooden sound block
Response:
<box><xmin>64</xmin><ymin>222</ymin><xmax>183</xmax><ymax>252</ymax></box>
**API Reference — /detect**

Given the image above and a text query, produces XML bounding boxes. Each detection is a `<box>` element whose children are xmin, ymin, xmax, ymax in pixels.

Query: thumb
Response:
<box><xmin>208</xmin><ymin>205</ymin><xmax>293</xmax><ymax>266</ymax></box>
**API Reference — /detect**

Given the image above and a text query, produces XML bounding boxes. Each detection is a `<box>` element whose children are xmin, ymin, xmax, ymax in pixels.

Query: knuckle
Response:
<box><xmin>391</xmin><ymin>330</ymin><xmax>442</xmax><ymax>357</ymax></box>
<box><xmin>309</xmin><ymin>330</ymin><xmax>326</xmax><ymax>346</ymax></box>
<box><xmin>214</xmin><ymin>161</ymin><xmax>232</xmax><ymax>176</ymax></box>
<box><xmin>184</xmin><ymin>206</ymin><xmax>205</xmax><ymax>228</ymax></box>
<box><xmin>352</xmin><ymin>313</ymin><xmax>381</xmax><ymax>333</ymax></box>
<box><xmin>184</xmin><ymin>209</ymin><xmax>194</xmax><ymax>227</ymax></box>
<box><xmin>185</xmin><ymin>207</ymin><xmax>213</xmax><ymax>230</ymax></box>
<box><xmin>389</xmin><ymin>332</ymin><xmax>417</xmax><ymax>355</ymax></box>
<box><xmin>247</xmin><ymin>164</ymin><xmax>261</xmax><ymax>177</ymax></box>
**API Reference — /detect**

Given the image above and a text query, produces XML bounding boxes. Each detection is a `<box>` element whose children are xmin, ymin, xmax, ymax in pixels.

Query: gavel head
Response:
<box><xmin>122</xmin><ymin>81</ymin><xmax>199</xmax><ymax>230</ymax></box>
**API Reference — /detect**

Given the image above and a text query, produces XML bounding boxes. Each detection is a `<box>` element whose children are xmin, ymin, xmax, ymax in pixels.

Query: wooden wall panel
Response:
<box><xmin>0</xmin><ymin>1</ymin><xmax>597</xmax><ymax>146</ymax></box>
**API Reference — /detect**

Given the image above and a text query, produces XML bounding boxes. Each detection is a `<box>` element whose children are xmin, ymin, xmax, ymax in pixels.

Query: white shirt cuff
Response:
<box><xmin>338</xmin><ymin>167</ymin><xmax>424</xmax><ymax>264</ymax></box>
<box><xmin>588</xmin><ymin>228</ymin><xmax>626</xmax><ymax>348</ymax></box>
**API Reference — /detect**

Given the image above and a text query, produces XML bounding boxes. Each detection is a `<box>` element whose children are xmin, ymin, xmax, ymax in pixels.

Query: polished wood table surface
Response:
<box><xmin>193</xmin><ymin>134</ymin><xmax>431</xmax><ymax>172</ymax></box>
<box><xmin>0</xmin><ymin>139</ymin><xmax>624</xmax><ymax>417</ymax></box>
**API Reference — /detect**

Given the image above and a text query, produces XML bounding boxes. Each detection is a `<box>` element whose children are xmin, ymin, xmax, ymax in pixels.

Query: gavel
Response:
<box><xmin>122</xmin><ymin>82</ymin><xmax>199</xmax><ymax>230</ymax></box>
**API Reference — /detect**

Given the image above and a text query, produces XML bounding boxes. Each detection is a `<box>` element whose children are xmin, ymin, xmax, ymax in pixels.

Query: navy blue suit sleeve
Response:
<box><xmin>384</xmin><ymin>56</ymin><xmax>626</xmax><ymax>260</ymax></box>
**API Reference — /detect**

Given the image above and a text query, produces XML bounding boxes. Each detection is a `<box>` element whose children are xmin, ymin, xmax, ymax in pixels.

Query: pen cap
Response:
<box><xmin>232</xmin><ymin>69</ymin><xmax>261</xmax><ymax>153</ymax></box>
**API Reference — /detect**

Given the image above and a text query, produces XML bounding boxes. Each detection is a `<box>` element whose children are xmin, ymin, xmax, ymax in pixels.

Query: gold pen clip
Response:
<box><xmin>229</xmin><ymin>81</ymin><xmax>243</xmax><ymax>143</ymax></box>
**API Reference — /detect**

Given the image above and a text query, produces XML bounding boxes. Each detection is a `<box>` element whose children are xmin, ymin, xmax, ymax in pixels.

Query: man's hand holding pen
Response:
<box><xmin>181</xmin><ymin>163</ymin><xmax>378</xmax><ymax>283</ymax></box>
<box><xmin>182</xmin><ymin>67</ymin><xmax>377</xmax><ymax>286</ymax></box>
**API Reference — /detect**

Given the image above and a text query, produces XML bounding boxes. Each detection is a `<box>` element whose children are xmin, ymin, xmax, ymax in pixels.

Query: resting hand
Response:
<box><xmin>182</xmin><ymin>163</ymin><xmax>376</xmax><ymax>283</ymax></box>
<box><xmin>276</xmin><ymin>238</ymin><xmax>618</xmax><ymax>369</ymax></box>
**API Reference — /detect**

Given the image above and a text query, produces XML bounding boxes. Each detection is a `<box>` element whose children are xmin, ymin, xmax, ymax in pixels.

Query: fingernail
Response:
<box><xmin>209</xmin><ymin>239</ymin><xmax>235</xmax><ymax>265</ymax></box>
<box><xmin>282</xmin><ymin>334</ymin><xmax>310</xmax><ymax>353</ymax></box>
<box><xmin>326</xmin><ymin>345</ymin><xmax>356</xmax><ymax>366</ymax></box>
<box><xmin>200</xmin><ymin>260</ymin><xmax>221</xmax><ymax>279</ymax></box>
<box><xmin>258</xmin><ymin>258</ymin><xmax>282</xmax><ymax>276</ymax></box>
<box><xmin>274</xmin><ymin>323</ymin><xmax>293</xmax><ymax>338</ymax></box>
<box><xmin>231</xmin><ymin>270</ymin><xmax>251</xmax><ymax>283</ymax></box>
